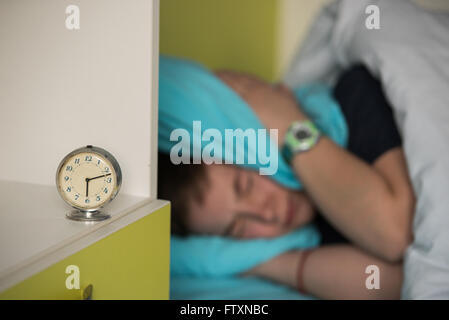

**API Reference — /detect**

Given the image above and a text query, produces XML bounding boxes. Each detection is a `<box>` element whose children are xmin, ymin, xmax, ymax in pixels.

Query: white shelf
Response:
<box><xmin>0</xmin><ymin>179</ymin><xmax>167</xmax><ymax>292</ymax></box>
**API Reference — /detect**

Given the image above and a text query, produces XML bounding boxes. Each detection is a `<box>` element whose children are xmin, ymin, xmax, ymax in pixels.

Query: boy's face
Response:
<box><xmin>187</xmin><ymin>164</ymin><xmax>316</xmax><ymax>239</ymax></box>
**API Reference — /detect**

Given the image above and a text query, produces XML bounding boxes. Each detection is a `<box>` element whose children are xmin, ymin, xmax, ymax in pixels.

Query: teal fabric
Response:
<box><xmin>171</xmin><ymin>276</ymin><xmax>316</xmax><ymax>300</ymax></box>
<box><xmin>159</xmin><ymin>55</ymin><xmax>348</xmax><ymax>278</ymax></box>
<box><xmin>171</xmin><ymin>224</ymin><xmax>320</xmax><ymax>277</ymax></box>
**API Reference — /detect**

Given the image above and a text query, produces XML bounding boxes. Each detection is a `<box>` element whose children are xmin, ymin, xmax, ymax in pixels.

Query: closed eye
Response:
<box><xmin>233</xmin><ymin>217</ymin><xmax>282</xmax><ymax>239</ymax></box>
<box><xmin>228</xmin><ymin>212</ymin><xmax>276</xmax><ymax>238</ymax></box>
<box><xmin>245</xmin><ymin>174</ymin><xmax>254</xmax><ymax>196</ymax></box>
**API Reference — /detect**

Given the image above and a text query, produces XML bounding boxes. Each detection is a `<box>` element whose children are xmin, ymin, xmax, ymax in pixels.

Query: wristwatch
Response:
<box><xmin>281</xmin><ymin>120</ymin><xmax>321</xmax><ymax>164</ymax></box>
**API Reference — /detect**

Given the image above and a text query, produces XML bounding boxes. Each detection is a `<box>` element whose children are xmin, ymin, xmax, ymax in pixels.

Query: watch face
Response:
<box><xmin>56</xmin><ymin>146</ymin><xmax>121</xmax><ymax>212</ymax></box>
<box><xmin>295</xmin><ymin>129</ymin><xmax>312</xmax><ymax>140</ymax></box>
<box><xmin>286</xmin><ymin>120</ymin><xmax>321</xmax><ymax>155</ymax></box>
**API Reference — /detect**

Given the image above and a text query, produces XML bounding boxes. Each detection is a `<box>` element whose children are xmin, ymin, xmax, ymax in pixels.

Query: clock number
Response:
<box><xmin>66</xmin><ymin>166</ymin><xmax>73</xmax><ymax>171</ymax></box>
<box><xmin>74</xmin><ymin>158</ymin><xmax>80</xmax><ymax>164</ymax></box>
<box><xmin>85</xmin><ymin>199</ymin><xmax>90</xmax><ymax>204</ymax></box>
<box><xmin>97</xmin><ymin>160</ymin><xmax>101</xmax><ymax>165</ymax></box>
<box><xmin>66</xmin><ymin>187</ymin><xmax>71</xmax><ymax>192</ymax></box>
<box><xmin>85</xmin><ymin>155</ymin><xmax>92</xmax><ymax>162</ymax></box>
<box><xmin>106</xmin><ymin>177</ymin><xmax>112</xmax><ymax>183</ymax></box>
<box><xmin>64</xmin><ymin>176</ymin><xmax>69</xmax><ymax>181</ymax></box>
<box><xmin>104</xmin><ymin>187</ymin><xmax>108</xmax><ymax>194</ymax></box>
<box><xmin>75</xmin><ymin>194</ymin><xmax>79</xmax><ymax>200</ymax></box>
<box><xmin>104</xmin><ymin>167</ymin><xmax>109</xmax><ymax>173</ymax></box>
<box><xmin>96</xmin><ymin>196</ymin><xmax>101</xmax><ymax>201</ymax></box>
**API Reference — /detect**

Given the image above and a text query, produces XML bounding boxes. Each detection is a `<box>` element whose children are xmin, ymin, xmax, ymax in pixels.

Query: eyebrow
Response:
<box><xmin>233</xmin><ymin>169</ymin><xmax>241</xmax><ymax>199</ymax></box>
<box><xmin>224</xmin><ymin>170</ymin><xmax>243</xmax><ymax>236</ymax></box>
<box><xmin>233</xmin><ymin>169</ymin><xmax>254</xmax><ymax>199</ymax></box>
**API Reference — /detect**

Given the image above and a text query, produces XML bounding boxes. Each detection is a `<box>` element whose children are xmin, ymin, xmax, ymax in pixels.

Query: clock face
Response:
<box><xmin>56</xmin><ymin>147</ymin><xmax>121</xmax><ymax>211</ymax></box>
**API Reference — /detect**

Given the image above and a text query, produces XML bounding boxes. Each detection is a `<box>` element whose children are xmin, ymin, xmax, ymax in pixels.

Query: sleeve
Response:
<box><xmin>332</xmin><ymin>65</ymin><xmax>402</xmax><ymax>164</ymax></box>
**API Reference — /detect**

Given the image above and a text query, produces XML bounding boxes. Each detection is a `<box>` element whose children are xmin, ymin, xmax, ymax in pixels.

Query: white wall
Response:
<box><xmin>0</xmin><ymin>0</ymin><xmax>159</xmax><ymax>198</ymax></box>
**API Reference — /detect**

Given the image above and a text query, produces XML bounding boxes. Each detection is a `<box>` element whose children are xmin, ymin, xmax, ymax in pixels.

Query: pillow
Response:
<box><xmin>171</xmin><ymin>225</ymin><xmax>320</xmax><ymax>277</ymax></box>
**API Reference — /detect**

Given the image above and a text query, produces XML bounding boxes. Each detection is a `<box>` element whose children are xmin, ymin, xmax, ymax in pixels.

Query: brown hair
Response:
<box><xmin>157</xmin><ymin>152</ymin><xmax>208</xmax><ymax>237</ymax></box>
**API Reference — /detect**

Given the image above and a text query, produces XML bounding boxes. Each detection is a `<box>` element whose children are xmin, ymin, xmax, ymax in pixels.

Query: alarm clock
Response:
<box><xmin>56</xmin><ymin>145</ymin><xmax>122</xmax><ymax>221</ymax></box>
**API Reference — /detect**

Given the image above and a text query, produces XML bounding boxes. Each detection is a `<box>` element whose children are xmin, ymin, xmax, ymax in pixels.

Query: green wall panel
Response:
<box><xmin>160</xmin><ymin>0</ymin><xmax>279</xmax><ymax>81</ymax></box>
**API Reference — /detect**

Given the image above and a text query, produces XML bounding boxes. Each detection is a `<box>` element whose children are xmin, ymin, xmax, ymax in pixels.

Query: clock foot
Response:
<box><xmin>66</xmin><ymin>210</ymin><xmax>110</xmax><ymax>222</ymax></box>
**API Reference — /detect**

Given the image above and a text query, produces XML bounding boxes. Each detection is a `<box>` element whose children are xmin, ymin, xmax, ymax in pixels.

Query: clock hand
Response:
<box><xmin>85</xmin><ymin>177</ymin><xmax>89</xmax><ymax>197</ymax></box>
<box><xmin>88</xmin><ymin>173</ymin><xmax>112</xmax><ymax>181</ymax></box>
<box><xmin>85</xmin><ymin>173</ymin><xmax>111</xmax><ymax>197</ymax></box>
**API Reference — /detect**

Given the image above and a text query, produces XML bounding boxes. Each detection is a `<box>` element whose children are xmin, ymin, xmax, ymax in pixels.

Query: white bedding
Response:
<box><xmin>284</xmin><ymin>0</ymin><xmax>449</xmax><ymax>299</ymax></box>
